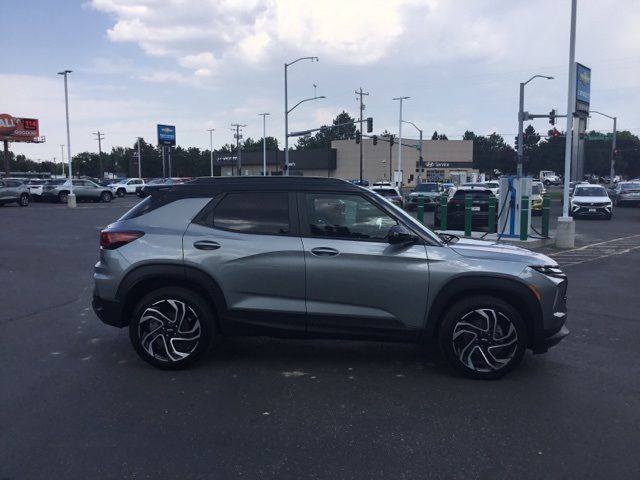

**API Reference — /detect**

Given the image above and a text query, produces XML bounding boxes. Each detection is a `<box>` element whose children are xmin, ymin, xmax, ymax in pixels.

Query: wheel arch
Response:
<box><xmin>116</xmin><ymin>264</ymin><xmax>227</xmax><ymax>331</ymax></box>
<box><xmin>425</xmin><ymin>275</ymin><xmax>543</xmax><ymax>348</ymax></box>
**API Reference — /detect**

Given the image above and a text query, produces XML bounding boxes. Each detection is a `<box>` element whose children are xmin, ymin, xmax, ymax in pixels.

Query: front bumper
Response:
<box><xmin>571</xmin><ymin>203</ymin><xmax>612</xmax><ymax>217</ymax></box>
<box><xmin>533</xmin><ymin>325</ymin><xmax>570</xmax><ymax>353</ymax></box>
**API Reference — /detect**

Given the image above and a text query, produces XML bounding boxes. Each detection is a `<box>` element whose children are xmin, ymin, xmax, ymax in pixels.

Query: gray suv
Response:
<box><xmin>93</xmin><ymin>177</ymin><xmax>568</xmax><ymax>379</ymax></box>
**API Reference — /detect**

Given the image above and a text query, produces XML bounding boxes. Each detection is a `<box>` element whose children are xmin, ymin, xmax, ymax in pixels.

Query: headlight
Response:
<box><xmin>531</xmin><ymin>265</ymin><xmax>566</xmax><ymax>278</ymax></box>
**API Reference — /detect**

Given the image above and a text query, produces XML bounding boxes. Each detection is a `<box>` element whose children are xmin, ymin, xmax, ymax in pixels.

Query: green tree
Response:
<box><xmin>296</xmin><ymin>111</ymin><xmax>357</xmax><ymax>150</ymax></box>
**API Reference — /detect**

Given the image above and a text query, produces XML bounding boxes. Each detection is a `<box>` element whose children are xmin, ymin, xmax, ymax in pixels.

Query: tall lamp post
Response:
<box><xmin>402</xmin><ymin>120</ymin><xmax>423</xmax><ymax>184</ymax></box>
<box><xmin>284</xmin><ymin>56</ymin><xmax>321</xmax><ymax>175</ymax></box>
<box><xmin>60</xmin><ymin>144</ymin><xmax>66</xmax><ymax>177</ymax></box>
<box><xmin>207</xmin><ymin>128</ymin><xmax>215</xmax><ymax>176</ymax></box>
<box><xmin>590</xmin><ymin>111</ymin><xmax>617</xmax><ymax>182</ymax></box>
<box><xmin>517</xmin><ymin>74</ymin><xmax>554</xmax><ymax>177</ymax></box>
<box><xmin>57</xmin><ymin>69</ymin><xmax>75</xmax><ymax>207</ymax></box>
<box><xmin>136</xmin><ymin>137</ymin><xmax>142</xmax><ymax>178</ymax></box>
<box><xmin>258</xmin><ymin>113</ymin><xmax>270</xmax><ymax>175</ymax></box>
<box><xmin>392</xmin><ymin>96</ymin><xmax>410</xmax><ymax>186</ymax></box>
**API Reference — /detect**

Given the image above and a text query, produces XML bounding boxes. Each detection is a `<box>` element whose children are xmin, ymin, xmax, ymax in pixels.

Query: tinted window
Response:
<box><xmin>374</xmin><ymin>188</ymin><xmax>398</xmax><ymax>197</ymax></box>
<box><xmin>306</xmin><ymin>193</ymin><xmax>397</xmax><ymax>241</ymax></box>
<box><xmin>621</xmin><ymin>183</ymin><xmax>640</xmax><ymax>190</ymax></box>
<box><xmin>415</xmin><ymin>183</ymin><xmax>439</xmax><ymax>192</ymax></box>
<box><xmin>5</xmin><ymin>180</ymin><xmax>21</xmax><ymax>187</ymax></box>
<box><xmin>213</xmin><ymin>192</ymin><xmax>289</xmax><ymax>235</ymax></box>
<box><xmin>453</xmin><ymin>190</ymin><xmax>491</xmax><ymax>200</ymax></box>
<box><xmin>532</xmin><ymin>184</ymin><xmax>542</xmax><ymax>195</ymax></box>
<box><xmin>574</xmin><ymin>186</ymin><xmax>607</xmax><ymax>197</ymax></box>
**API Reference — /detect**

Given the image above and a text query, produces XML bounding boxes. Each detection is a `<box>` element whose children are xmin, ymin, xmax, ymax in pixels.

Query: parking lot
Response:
<box><xmin>1</xmin><ymin>196</ymin><xmax>640</xmax><ymax>479</ymax></box>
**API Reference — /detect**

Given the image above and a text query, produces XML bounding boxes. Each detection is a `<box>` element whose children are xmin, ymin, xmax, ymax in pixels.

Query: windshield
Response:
<box><xmin>375</xmin><ymin>188</ymin><xmax>398</xmax><ymax>197</ymax></box>
<box><xmin>532</xmin><ymin>184</ymin><xmax>542</xmax><ymax>195</ymax></box>
<box><xmin>415</xmin><ymin>183</ymin><xmax>439</xmax><ymax>192</ymax></box>
<box><xmin>621</xmin><ymin>183</ymin><xmax>640</xmax><ymax>190</ymax></box>
<box><xmin>574</xmin><ymin>186</ymin><xmax>607</xmax><ymax>197</ymax></box>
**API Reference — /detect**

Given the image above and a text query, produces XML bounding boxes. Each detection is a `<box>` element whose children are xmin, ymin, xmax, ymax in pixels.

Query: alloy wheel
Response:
<box><xmin>451</xmin><ymin>308</ymin><xmax>518</xmax><ymax>373</ymax></box>
<box><xmin>137</xmin><ymin>299</ymin><xmax>201</xmax><ymax>363</ymax></box>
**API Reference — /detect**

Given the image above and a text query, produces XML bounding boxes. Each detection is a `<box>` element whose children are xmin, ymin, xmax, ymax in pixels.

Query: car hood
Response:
<box><xmin>572</xmin><ymin>195</ymin><xmax>610</xmax><ymax>203</ymax></box>
<box><xmin>449</xmin><ymin>238</ymin><xmax>555</xmax><ymax>266</ymax></box>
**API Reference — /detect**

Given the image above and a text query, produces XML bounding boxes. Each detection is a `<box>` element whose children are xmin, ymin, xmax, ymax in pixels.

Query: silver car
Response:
<box><xmin>93</xmin><ymin>177</ymin><xmax>568</xmax><ymax>379</ymax></box>
<box><xmin>0</xmin><ymin>179</ymin><xmax>30</xmax><ymax>206</ymax></box>
<box><xmin>42</xmin><ymin>179</ymin><xmax>114</xmax><ymax>203</ymax></box>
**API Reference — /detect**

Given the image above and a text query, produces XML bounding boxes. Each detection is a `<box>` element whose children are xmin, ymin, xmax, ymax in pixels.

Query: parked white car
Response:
<box><xmin>108</xmin><ymin>178</ymin><xmax>145</xmax><ymax>197</ymax></box>
<box><xmin>569</xmin><ymin>184</ymin><xmax>612</xmax><ymax>220</ymax></box>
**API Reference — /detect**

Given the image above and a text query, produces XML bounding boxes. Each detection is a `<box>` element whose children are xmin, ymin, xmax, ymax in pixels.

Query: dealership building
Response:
<box><xmin>217</xmin><ymin>138</ymin><xmax>476</xmax><ymax>186</ymax></box>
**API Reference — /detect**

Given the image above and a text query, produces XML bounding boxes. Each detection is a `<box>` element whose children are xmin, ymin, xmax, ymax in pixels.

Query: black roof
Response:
<box><xmin>151</xmin><ymin>176</ymin><xmax>362</xmax><ymax>198</ymax></box>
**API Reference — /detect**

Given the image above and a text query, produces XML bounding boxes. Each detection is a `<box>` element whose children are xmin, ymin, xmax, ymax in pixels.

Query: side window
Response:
<box><xmin>72</xmin><ymin>180</ymin><xmax>84</xmax><ymax>187</ymax></box>
<box><xmin>305</xmin><ymin>193</ymin><xmax>397</xmax><ymax>241</ymax></box>
<box><xmin>212</xmin><ymin>192</ymin><xmax>290</xmax><ymax>235</ymax></box>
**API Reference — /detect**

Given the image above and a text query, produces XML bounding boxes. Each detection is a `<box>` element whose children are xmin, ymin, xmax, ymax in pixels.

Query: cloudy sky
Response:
<box><xmin>4</xmin><ymin>0</ymin><xmax>640</xmax><ymax>162</ymax></box>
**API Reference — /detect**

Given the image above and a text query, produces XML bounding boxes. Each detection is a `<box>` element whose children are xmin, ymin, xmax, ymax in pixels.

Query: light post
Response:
<box><xmin>590</xmin><ymin>111</ymin><xmax>617</xmax><ymax>182</ymax></box>
<box><xmin>284</xmin><ymin>56</ymin><xmax>321</xmax><ymax>175</ymax></box>
<box><xmin>392</xmin><ymin>96</ymin><xmax>410</xmax><ymax>186</ymax></box>
<box><xmin>258</xmin><ymin>113</ymin><xmax>270</xmax><ymax>175</ymax></box>
<box><xmin>60</xmin><ymin>144</ymin><xmax>66</xmax><ymax>177</ymax></box>
<box><xmin>207</xmin><ymin>128</ymin><xmax>215</xmax><ymax>176</ymax></box>
<box><xmin>136</xmin><ymin>137</ymin><xmax>142</xmax><ymax>178</ymax></box>
<box><xmin>57</xmin><ymin>69</ymin><xmax>75</xmax><ymax>207</ymax></box>
<box><xmin>403</xmin><ymin>120</ymin><xmax>423</xmax><ymax>184</ymax></box>
<box><xmin>517</xmin><ymin>74</ymin><xmax>554</xmax><ymax>177</ymax></box>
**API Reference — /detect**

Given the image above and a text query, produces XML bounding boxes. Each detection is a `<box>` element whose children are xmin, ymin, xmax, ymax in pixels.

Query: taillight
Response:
<box><xmin>100</xmin><ymin>230</ymin><xmax>144</xmax><ymax>250</ymax></box>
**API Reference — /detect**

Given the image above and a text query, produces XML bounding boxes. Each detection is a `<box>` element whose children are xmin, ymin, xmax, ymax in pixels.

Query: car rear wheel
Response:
<box><xmin>438</xmin><ymin>295</ymin><xmax>528</xmax><ymax>379</ymax></box>
<box><xmin>129</xmin><ymin>287</ymin><xmax>214</xmax><ymax>369</ymax></box>
<box><xmin>100</xmin><ymin>191</ymin><xmax>112</xmax><ymax>203</ymax></box>
<box><xmin>18</xmin><ymin>193</ymin><xmax>29</xmax><ymax>207</ymax></box>
<box><xmin>58</xmin><ymin>191</ymin><xmax>69</xmax><ymax>203</ymax></box>
<box><xmin>116</xmin><ymin>188</ymin><xmax>126</xmax><ymax>198</ymax></box>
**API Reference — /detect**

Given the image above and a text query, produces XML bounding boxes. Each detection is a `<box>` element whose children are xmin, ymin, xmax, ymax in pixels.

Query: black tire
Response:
<box><xmin>58</xmin><ymin>191</ymin><xmax>69</xmax><ymax>204</ymax></box>
<box><xmin>18</xmin><ymin>193</ymin><xmax>30</xmax><ymax>207</ymax></box>
<box><xmin>116</xmin><ymin>188</ymin><xmax>126</xmax><ymax>198</ymax></box>
<box><xmin>543</xmin><ymin>180</ymin><xmax>551</xmax><ymax>186</ymax></box>
<box><xmin>438</xmin><ymin>295</ymin><xmax>528</xmax><ymax>380</ymax></box>
<box><xmin>100</xmin><ymin>191</ymin><xmax>112</xmax><ymax>203</ymax></box>
<box><xmin>129</xmin><ymin>287</ymin><xmax>215</xmax><ymax>369</ymax></box>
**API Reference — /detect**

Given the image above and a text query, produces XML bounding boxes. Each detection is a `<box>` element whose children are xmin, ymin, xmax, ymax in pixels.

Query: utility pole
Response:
<box><xmin>258</xmin><ymin>113</ymin><xmax>270</xmax><ymax>176</ymax></box>
<box><xmin>136</xmin><ymin>137</ymin><xmax>142</xmax><ymax>178</ymax></box>
<box><xmin>207</xmin><ymin>128</ymin><xmax>215</xmax><ymax>176</ymax></box>
<box><xmin>60</xmin><ymin>144</ymin><xmax>66</xmax><ymax>177</ymax></box>
<box><xmin>356</xmin><ymin>87</ymin><xmax>369</xmax><ymax>183</ymax></box>
<box><xmin>93</xmin><ymin>130</ymin><xmax>104</xmax><ymax>178</ymax></box>
<box><xmin>231</xmin><ymin>124</ymin><xmax>246</xmax><ymax>176</ymax></box>
<box><xmin>389</xmin><ymin>135</ymin><xmax>394</xmax><ymax>181</ymax></box>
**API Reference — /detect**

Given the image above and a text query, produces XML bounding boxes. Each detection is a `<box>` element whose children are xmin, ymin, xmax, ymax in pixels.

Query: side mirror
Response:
<box><xmin>387</xmin><ymin>224</ymin><xmax>418</xmax><ymax>245</ymax></box>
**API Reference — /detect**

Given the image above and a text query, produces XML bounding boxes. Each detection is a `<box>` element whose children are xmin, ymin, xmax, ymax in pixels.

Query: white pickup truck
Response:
<box><xmin>108</xmin><ymin>178</ymin><xmax>145</xmax><ymax>197</ymax></box>
<box><xmin>539</xmin><ymin>171</ymin><xmax>562</xmax><ymax>186</ymax></box>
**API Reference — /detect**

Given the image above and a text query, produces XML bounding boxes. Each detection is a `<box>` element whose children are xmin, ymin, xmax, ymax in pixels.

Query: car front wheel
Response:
<box><xmin>438</xmin><ymin>296</ymin><xmax>528</xmax><ymax>379</ymax></box>
<box><xmin>129</xmin><ymin>287</ymin><xmax>214</xmax><ymax>369</ymax></box>
<box><xmin>58</xmin><ymin>191</ymin><xmax>69</xmax><ymax>203</ymax></box>
<box><xmin>18</xmin><ymin>193</ymin><xmax>29</xmax><ymax>207</ymax></box>
<box><xmin>101</xmin><ymin>191</ymin><xmax>113</xmax><ymax>202</ymax></box>
<box><xmin>117</xmin><ymin>188</ymin><xmax>126</xmax><ymax>198</ymax></box>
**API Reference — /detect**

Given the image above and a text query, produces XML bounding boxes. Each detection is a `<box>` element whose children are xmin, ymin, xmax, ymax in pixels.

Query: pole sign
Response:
<box><xmin>157</xmin><ymin>124</ymin><xmax>176</xmax><ymax>146</ymax></box>
<box><xmin>575</xmin><ymin>63</ymin><xmax>591</xmax><ymax>113</ymax></box>
<box><xmin>0</xmin><ymin>114</ymin><xmax>41</xmax><ymax>142</ymax></box>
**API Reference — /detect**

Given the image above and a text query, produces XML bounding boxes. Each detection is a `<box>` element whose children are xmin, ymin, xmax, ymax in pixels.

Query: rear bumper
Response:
<box><xmin>92</xmin><ymin>294</ymin><xmax>127</xmax><ymax>328</ymax></box>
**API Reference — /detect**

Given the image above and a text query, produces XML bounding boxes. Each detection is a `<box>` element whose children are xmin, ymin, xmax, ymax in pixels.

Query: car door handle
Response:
<box><xmin>310</xmin><ymin>247</ymin><xmax>340</xmax><ymax>257</ymax></box>
<box><xmin>193</xmin><ymin>240</ymin><xmax>221</xmax><ymax>251</ymax></box>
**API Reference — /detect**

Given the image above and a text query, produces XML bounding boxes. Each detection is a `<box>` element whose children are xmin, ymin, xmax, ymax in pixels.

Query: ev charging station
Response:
<box><xmin>498</xmin><ymin>176</ymin><xmax>532</xmax><ymax>238</ymax></box>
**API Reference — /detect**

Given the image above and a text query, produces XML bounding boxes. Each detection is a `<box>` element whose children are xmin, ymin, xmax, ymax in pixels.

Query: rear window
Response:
<box><xmin>453</xmin><ymin>190</ymin><xmax>491</xmax><ymax>200</ymax></box>
<box><xmin>532</xmin><ymin>184</ymin><xmax>542</xmax><ymax>195</ymax></box>
<box><xmin>212</xmin><ymin>192</ymin><xmax>290</xmax><ymax>235</ymax></box>
<box><xmin>621</xmin><ymin>183</ymin><xmax>640</xmax><ymax>190</ymax></box>
<box><xmin>415</xmin><ymin>183</ymin><xmax>439</xmax><ymax>192</ymax></box>
<box><xmin>374</xmin><ymin>189</ymin><xmax>398</xmax><ymax>197</ymax></box>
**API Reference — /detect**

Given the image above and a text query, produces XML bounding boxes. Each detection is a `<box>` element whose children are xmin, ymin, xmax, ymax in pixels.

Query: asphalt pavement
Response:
<box><xmin>1</xmin><ymin>196</ymin><xmax>639</xmax><ymax>479</ymax></box>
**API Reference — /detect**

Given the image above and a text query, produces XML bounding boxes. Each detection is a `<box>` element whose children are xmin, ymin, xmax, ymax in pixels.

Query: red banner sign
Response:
<box><xmin>0</xmin><ymin>114</ymin><xmax>40</xmax><ymax>142</ymax></box>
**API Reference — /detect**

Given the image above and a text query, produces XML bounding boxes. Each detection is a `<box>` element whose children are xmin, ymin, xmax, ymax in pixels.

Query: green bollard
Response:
<box><xmin>417</xmin><ymin>196</ymin><xmax>424</xmax><ymax>224</ymax></box>
<box><xmin>541</xmin><ymin>193</ymin><xmax>550</xmax><ymax>237</ymax></box>
<box><xmin>439</xmin><ymin>194</ymin><xmax>448</xmax><ymax>230</ymax></box>
<box><xmin>520</xmin><ymin>196</ymin><xmax>529</xmax><ymax>241</ymax></box>
<box><xmin>464</xmin><ymin>194</ymin><xmax>472</xmax><ymax>237</ymax></box>
<box><xmin>488</xmin><ymin>194</ymin><xmax>496</xmax><ymax>234</ymax></box>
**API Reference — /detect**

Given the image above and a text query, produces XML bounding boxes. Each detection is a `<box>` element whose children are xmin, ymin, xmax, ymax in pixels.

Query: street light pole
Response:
<box><xmin>136</xmin><ymin>137</ymin><xmax>142</xmax><ymax>178</ymax></box>
<box><xmin>207</xmin><ymin>128</ymin><xmax>215</xmax><ymax>176</ymax></box>
<box><xmin>258</xmin><ymin>113</ymin><xmax>270</xmax><ymax>176</ymax></box>
<box><xmin>591</xmin><ymin>111</ymin><xmax>617</xmax><ymax>182</ymax></box>
<box><xmin>284</xmin><ymin>56</ymin><xmax>319</xmax><ymax>175</ymax></box>
<box><xmin>403</xmin><ymin>120</ymin><xmax>423</xmax><ymax>184</ymax></box>
<box><xmin>60</xmin><ymin>144</ymin><xmax>65</xmax><ymax>177</ymax></box>
<box><xmin>393</xmin><ymin>96</ymin><xmax>409</xmax><ymax>186</ymax></box>
<box><xmin>517</xmin><ymin>74</ymin><xmax>554</xmax><ymax>177</ymax></box>
<box><xmin>58</xmin><ymin>69</ymin><xmax>75</xmax><ymax>207</ymax></box>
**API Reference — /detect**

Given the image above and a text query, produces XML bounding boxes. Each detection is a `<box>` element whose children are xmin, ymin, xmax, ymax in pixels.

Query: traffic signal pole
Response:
<box><xmin>356</xmin><ymin>87</ymin><xmax>369</xmax><ymax>183</ymax></box>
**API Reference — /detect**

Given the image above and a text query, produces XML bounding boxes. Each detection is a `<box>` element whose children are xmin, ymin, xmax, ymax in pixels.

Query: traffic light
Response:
<box><xmin>552</xmin><ymin>129</ymin><xmax>560</xmax><ymax>138</ymax></box>
<box><xmin>613</xmin><ymin>148</ymin><xmax>620</xmax><ymax>156</ymax></box>
<box><xmin>372</xmin><ymin>135</ymin><xmax>378</xmax><ymax>145</ymax></box>
<box><xmin>389</xmin><ymin>135</ymin><xmax>395</xmax><ymax>147</ymax></box>
<box><xmin>366</xmin><ymin>117</ymin><xmax>373</xmax><ymax>133</ymax></box>
<box><xmin>355</xmin><ymin>132</ymin><xmax>361</xmax><ymax>144</ymax></box>
<box><xmin>549</xmin><ymin>109</ymin><xmax>556</xmax><ymax>125</ymax></box>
